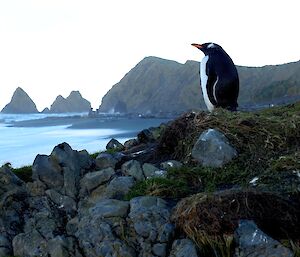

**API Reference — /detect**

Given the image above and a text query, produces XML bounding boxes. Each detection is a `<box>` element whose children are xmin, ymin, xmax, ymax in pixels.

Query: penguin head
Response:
<box><xmin>191</xmin><ymin>42</ymin><xmax>223</xmax><ymax>55</ymax></box>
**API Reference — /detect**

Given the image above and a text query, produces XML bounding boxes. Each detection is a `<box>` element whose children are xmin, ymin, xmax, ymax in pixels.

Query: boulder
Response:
<box><xmin>122</xmin><ymin>160</ymin><xmax>145</xmax><ymax>181</ymax></box>
<box><xmin>95</xmin><ymin>152</ymin><xmax>118</xmax><ymax>170</ymax></box>
<box><xmin>234</xmin><ymin>220</ymin><xmax>293</xmax><ymax>257</ymax></box>
<box><xmin>128</xmin><ymin>196</ymin><xmax>175</xmax><ymax>256</ymax></box>
<box><xmin>191</xmin><ymin>128</ymin><xmax>237</xmax><ymax>167</ymax></box>
<box><xmin>79</xmin><ymin>167</ymin><xmax>115</xmax><ymax>198</ymax></box>
<box><xmin>32</xmin><ymin>155</ymin><xmax>63</xmax><ymax>189</ymax></box>
<box><xmin>137</xmin><ymin>129</ymin><xmax>155</xmax><ymax>143</ymax></box>
<box><xmin>0</xmin><ymin>165</ymin><xmax>28</xmax><ymax>256</ymax></box>
<box><xmin>169</xmin><ymin>239</ymin><xmax>198</xmax><ymax>257</ymax></box>
<box><xmin>88</xmin><ymin>176</ymin><xmax>135</xmax><ymax>202</ymax></box>
<box><xmin>143</xmin><ymin>163</ymin><xmax>167</xmax><ymax>178</ymax></box>
<box><xmin>124</xmin><ymin>138</ymin><xmax>139</xmax><ymax>149</ymax></box>
<box><xmin>106</xmin><ymin>138</ymin><xmax>125</xmax><ymax>151</ymax></box>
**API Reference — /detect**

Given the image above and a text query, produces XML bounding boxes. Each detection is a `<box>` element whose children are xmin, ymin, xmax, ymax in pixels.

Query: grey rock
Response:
<box><xmin>170</xmin><ymin>239</ymin><xmax>198</xmax><ymax>257</ymax></box>
<box><xmin>106</xmin><ymin>138</ymin><xmax>125</xmax><ymax>151</ymax></box>
<box><xmin>234</xmin><ymin>220</ymin><xmax>293</xmax><ymax>257</ymax></box>
<box><xmin>160</xmin><ymin>160</ymin><xmax>183</xmax><ymax>170</ymax></box>
<box><xmin>192</xmin><ymin>128</ymin><xmax>237</xmax><ymax>167</ymax></box>
<box><xmin>47</xmin><ymin>236</ymin><xmax>82</xmax><ymax>257</ymax></box>
<box><xmin>95</xmin><ymin>152</ymin><xmax>118</xmax><ymax>169</ymax></box>
<box><xmin>66</xmin><ymin>217</ymin><xmax>79</xmax><ymax>236</ymax></box>
<box><xmin>129</xmin><ymin>196</ymin><xmax>174</xmax><ymax>243</ymax></box>
<box><xmin>122</xmin><ymin>160</ymin><xmax>145</xmax><ymax>181</ymax></box>
<box><xmin>26</xmin><ymin>180</ymin><xmax>46</xmax><ymax>196</ymax></box>
<box><xmin>45</xmin><ymin>189</ymin><xmax>77</xmax><ymax>215</ymax></box>
<box><xmin>0</xmin><ymin>235</ymin><xmax>12</xmax><ymax>257</ymax></box>
<box><xmin>92</xmin><ymin>240</ymin><xmax>136</xmax><ymax>257</ymax></box>
<box><xmin>124</xmin><ymin>138</ymin><xmax>138</xmax><ymax>149</ymax></box>
<box><xmin>88</xmin><ymin>199</ymin><xmax>129</xmax><ymax>218</ymax></box>
<box><xmin>24</xmin><ymin>211</ymin><xmax>60</xmax><ymax>240</ymax></box>
<box><xmin>105</xmin><ymin>176</ymin><xmax>135</xmax><ymax>199</ymax></box>
<box><xmin>137</xmin><ymin>129</ymin><xmax>155</xmax><ymax>143</ymax></box>
<box><xmin>152</xmin><ymin>243</ymin><xmax>167</xmax><ymax>257</ymax></box>
<box><xmin>142</xmin><ymin>163</ymin><xmax>158</xmax><ymax>178</ymax></box>
<box><xmin>0</xmin><ymin>165</ymin><xmax>27</xmax><ymax>252</ymax></box>
<box><xmin>143</xmin><ymin>163</ymin><xmax>167</xmax><ymax>178</ymax></box>
<box><xmin>79</xmin><ymin>167</ymin><xmax>114</xmax><ymax>197</ymax></box>
<box><xmin>32</xmin><ymin>154</ymin><xmax>63</xmax><ymax>189</ymax></box>
<box><xmin>13</xmin><ymin>230</ymin><xmax>48</xmax><ymax>257</ymax></box>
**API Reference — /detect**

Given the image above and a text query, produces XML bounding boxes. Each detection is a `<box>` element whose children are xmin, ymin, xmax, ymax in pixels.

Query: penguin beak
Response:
<box><xmin>191</xmin><ymin>43</ymin><xmax>203</xmax><ymax>49</ymax></box>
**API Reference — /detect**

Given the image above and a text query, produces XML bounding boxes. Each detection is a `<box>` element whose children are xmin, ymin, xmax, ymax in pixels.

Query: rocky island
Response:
<box><xmin>1</xmin><ymin>87</ymin><xmax>39</xmax><ymax>114</ymax></box>
<box><xmin>1</xmin><ymin>102</ymin><xmax>299</xmax><ymax>257</ymax></box>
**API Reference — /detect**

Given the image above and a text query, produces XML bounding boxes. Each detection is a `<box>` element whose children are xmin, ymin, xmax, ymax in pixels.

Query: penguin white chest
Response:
<box><xmin>200</xmin><ymin>56</ymin><xmax>215</xmax><ymax>112</ymax></box>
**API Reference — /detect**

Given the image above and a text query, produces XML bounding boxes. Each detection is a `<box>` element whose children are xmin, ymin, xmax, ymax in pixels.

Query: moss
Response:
<box><xmin>124</xmin><ymin>177</ymin><xmax>190</xmax><ymax>200</ymax></box>
<box><xmin>12</xmin><ymin>165</ymin><xmax>33</xmax><ymax>182</ymax></box>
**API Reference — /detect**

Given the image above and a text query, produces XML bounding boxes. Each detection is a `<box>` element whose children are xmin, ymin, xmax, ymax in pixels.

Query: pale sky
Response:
<box><xmin>0</xmin><ymin>0</ymin><xmax>299</xmax><ymax>111</ymax></box>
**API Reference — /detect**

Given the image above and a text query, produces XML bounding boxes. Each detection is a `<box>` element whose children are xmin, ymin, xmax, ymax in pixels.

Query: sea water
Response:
<box><xmin>0</xmin><ymin>113</ymin><xmax>169</xmax><ymax>168</ymax></box>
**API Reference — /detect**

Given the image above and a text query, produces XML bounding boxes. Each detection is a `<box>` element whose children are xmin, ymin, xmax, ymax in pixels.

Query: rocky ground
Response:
<box><xmin>1</xmin><ymin>102</ymin><xmax>300</xmax><ymax>257</ymax></box>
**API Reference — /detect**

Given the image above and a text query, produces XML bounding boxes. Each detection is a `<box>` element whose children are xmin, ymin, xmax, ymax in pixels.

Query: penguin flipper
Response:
<box><xmin>206</xmin><ymin>70</ymin><xmax>218</xmax><ymax>106</ymax></box>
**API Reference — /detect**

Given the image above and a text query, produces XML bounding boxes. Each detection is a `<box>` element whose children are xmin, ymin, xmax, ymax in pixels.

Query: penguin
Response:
<box><xmin>191</xmin><ymin>42</ymin><xmax>239</xmax><ymax>112</ymax></box>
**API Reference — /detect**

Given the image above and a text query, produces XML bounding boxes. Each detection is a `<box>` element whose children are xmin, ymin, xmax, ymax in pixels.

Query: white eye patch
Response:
<box><xmin>207</xmin><ymin>43</ymin><xmax>215</xmax><ymax>48</ymax></box>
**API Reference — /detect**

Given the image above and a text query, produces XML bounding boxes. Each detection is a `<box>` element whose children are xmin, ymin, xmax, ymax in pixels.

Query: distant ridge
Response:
<box><xmin>49</xmin><ymin>90</ymin><xmax>91</xmax><ymax>113</ymax></box>
<box><xmin>99</xmin><ymin>57</ymin><xmax>300</xmax><ymax>113</ymax></box>
<box><xmin>1</xmin><ymin>87</ymin><xmax>39</xmax><ymax>114</ymax></box>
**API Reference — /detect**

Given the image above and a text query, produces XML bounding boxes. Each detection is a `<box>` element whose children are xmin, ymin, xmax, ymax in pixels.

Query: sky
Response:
<box><xmin>0</xmin><ymin>0</ymin><xmax>299</xmax><ymax>111</ymax></box>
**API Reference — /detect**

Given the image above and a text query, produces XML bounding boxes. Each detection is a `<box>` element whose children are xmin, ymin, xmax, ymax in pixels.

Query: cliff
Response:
<box><xmin>99</xmin><ymin>57</ymin><xmax>300</xmax><ymax>113</ymax></box>
<box><xmin>1</xmin><ymin>87</ymin><xmax>39</xmax><ymax>113</ymax></box>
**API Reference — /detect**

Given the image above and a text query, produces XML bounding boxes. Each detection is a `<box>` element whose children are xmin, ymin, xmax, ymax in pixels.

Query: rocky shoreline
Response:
<box><xmin>1</xmin><ymin>103</ymin><xmax>300</xmax><ymax>257</ymax></box>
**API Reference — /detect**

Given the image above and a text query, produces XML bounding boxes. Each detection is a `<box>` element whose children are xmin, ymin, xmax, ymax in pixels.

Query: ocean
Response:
<box><xmin>0</xmin><ymin>113</ymin><xmax>170</xmax><ymax>168</ymax></box>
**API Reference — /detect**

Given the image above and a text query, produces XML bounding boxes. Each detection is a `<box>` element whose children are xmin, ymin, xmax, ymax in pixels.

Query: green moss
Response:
<box><xmin>12</xmin><ymin>165</ymin><xmax>33</xmax><ymax>182</ymax></box>
<box><xmin>124</xmin><ymin>177</ymin><xmax>190</xmax><ymax>200</ymax></box>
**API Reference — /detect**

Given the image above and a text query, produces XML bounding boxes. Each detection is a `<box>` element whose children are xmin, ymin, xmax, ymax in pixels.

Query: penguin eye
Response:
<box><xmin>207</xmin><ymin>43</ymin><xmax>215</xmax><ymax>49</ymax></box>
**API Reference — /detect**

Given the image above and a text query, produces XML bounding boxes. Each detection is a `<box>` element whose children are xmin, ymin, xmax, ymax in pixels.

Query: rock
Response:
<box><xmin>75</xmin><ymin>207</ymin><xmax>135</xmax><ymax>257</ymax></box>
<box><xmin>41</xmin><ymin>107</ymin><xmax>50</xmax><ymax>113</ymax></box>
<box><xmin>124</xmin><ymin>138</ymin><xmax>139</xmax><ymax>149</ymax></box>
<box><xmin>0</xmin><ymin>165</ymin><xmax>28</xmax><ymax>255</ymax></box>
<box><xmin>49</xmin><ymin>91</ymin><xmax>91</xmax><ymax>113</ymax></box>
<box><xmin>142</xmin><ymin>163</ymin><xmax>167</xmax><ymax>178</ymax></box>
<box><xmin>128</xmin><ymin>196</ymin><xmax>174</xmax><ymax>244</ymax></box>
<box><xmin>160</xmin><ymin>160</ymin><xmax>183</xmax><ymax>169</ymax></box>
<box><xmin>152</xmin><ymin>243</ymin><xmax>167</xmax><ymax>257</ymax></box>
<box><xmin>95</xmin><ymin>152</ymin><xmax>118</xmax><ymax>170</ymax></box>
<box><xmin>26</xmin><ymin>180</ymin><xmax>46</xmax><ymax>196</ymax></box>
<box><xmin>79</xmin><ymin>167</ymin><xmax>115</xmax><ymax>198</ymax></box>
<box><xmin>33</xmin><ymin>142</ymin><xmax>93</xmax><ymax>198</ymax></box>
<box><xmin>88</xmin><ymin>199</ymin><xmax>129</xmax><ymax>218</ymax></box>
<box><xmin>102</xmin><ymin>176</ymin><xmax>134</xmax><ymax>199</ymax></box>
<box><xmin>45</xmin><ymin>189</ymin><xmax>77</xmax><ymax>216</ymax></box>
<box><xmin>13</xmin><ymin>230</ymin><xmax>48</xmax><ymax>257</ymax></box>
<box><xmin>191</xmin><ymin>128</ymin><xmax>237</xmax><ymax>167</ymax></box>
<box><xmin>234</xmin><ymin>220</ymin><xmax>293</xmax><ymax>257</ymax></box>
<box><xmin>1</xmin><ymin>87</ymin><xmax>39</xmax><ymax>113</ymax></box>
<box><xmin>122</xmin><ymin>160</ymin><xmax>145</xmax><ymax>181</ymax></box>
<box><xmin>0</xmin><ymin>235</ymin><xmax>12</xmax><ymax>256</ymax></box>
<box><xmin>169</xmin><ymin>239</ymin><xmax>198</xmax><ymax>257</ymax></box>
<box><xmin>137</xmin><ymin>129</ymin><xmax>155</xmax><ymax>143</ymax></box>
<box><xmin>32</xmin><ymin>154</ymin><xmax>63</xmax><ymax>189</ymax></box>
<box><xmin>106</xmin><ymin>138</ymin><xmax>125</xmax><ymax>151</ymax></box>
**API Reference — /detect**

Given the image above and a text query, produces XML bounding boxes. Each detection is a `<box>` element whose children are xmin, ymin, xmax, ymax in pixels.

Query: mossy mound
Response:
<box><xmin>155</xmin><ymin>102</ymin><xmax>300</xmax><ymax>196</ymax></box>
<box><xmin>172</xmin><ymin>189</ymin><xmax>300</xmax><ymax>241</ymax></box>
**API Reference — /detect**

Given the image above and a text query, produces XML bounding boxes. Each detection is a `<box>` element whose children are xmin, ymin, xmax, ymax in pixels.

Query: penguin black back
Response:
<box><xmin>192</xmin><ymin>43</ymin><xmax>239</xmax><ymax>111</ymax></box>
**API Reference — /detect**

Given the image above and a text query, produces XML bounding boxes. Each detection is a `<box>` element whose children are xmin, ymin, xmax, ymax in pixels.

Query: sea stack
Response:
<box><xmin>49</xmin><ymin>91</ymin><xmax>91</xmax><ymax>113</ymax></box>
<box><xmin>1</xmin><ymin>87</ymin><xmax>39</xmax><ymax>114</ymax></box>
